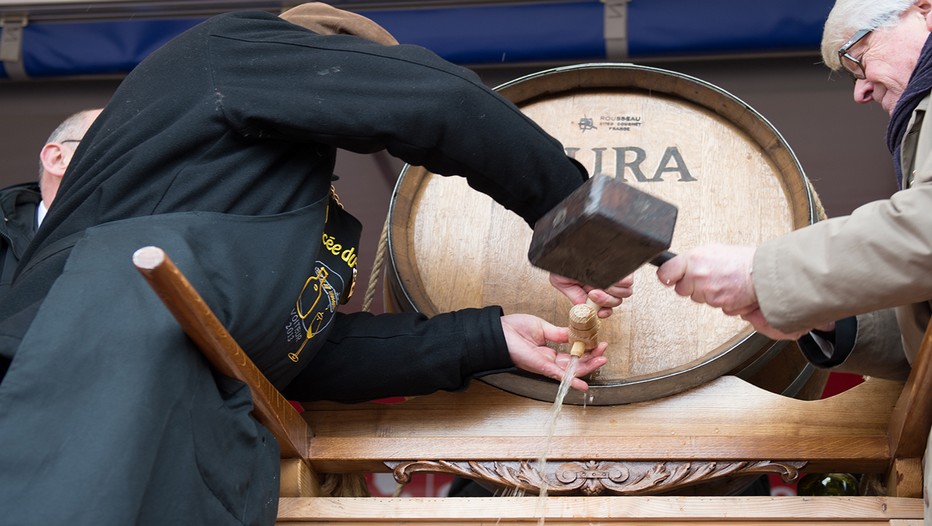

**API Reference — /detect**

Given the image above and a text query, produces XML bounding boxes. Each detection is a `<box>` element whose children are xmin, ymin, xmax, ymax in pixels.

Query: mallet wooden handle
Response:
<box><xmin>649</xmin><ymin>250</ymin><xmax>676</xmax><ymax>267</ymax></box>
<box><xmin>132</xmin><ymin>246</ymin><xmax>310</xmax><ymax>459</ymax></box>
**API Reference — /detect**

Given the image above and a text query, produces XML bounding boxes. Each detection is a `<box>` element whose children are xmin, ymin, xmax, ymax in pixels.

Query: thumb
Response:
<box><xmin>539</xmin><ymin>319</ymin><xmax>569</xmax><ymax>344</ymax></box>
<box><xmin>656</xmin><ymin>254</ymin><xmax>687</xmax><ymax>287</ymax></box>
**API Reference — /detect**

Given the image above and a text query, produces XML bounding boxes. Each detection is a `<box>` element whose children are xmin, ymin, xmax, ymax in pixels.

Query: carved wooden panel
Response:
<box><xmin>387</xmin><ymin>459</ymin><xmax>806</xmax><ymax>496</ymax></box>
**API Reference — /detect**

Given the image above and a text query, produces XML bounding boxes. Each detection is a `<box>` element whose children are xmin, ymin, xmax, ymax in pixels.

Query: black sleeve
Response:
<box><xmin>209</xmin><ymin>12</ymin><xmax>587</xmax><ymax>226</ymax></box>
<box><xmin>796</xmin><ymin>316</ymin><xmax>857</xmax><ymax>368</ymax></box>
<box><xmin>281</xmin><ymin>306</ymin><xmax>512</xmax><ymax>402</ymax></box>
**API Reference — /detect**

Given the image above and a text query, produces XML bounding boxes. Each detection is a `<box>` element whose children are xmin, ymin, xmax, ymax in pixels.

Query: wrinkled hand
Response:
<box><xmin>656</xmin><ymin>245</ymin><xmax>823</xmax><ymax>341</ymax></box>
<box><xmin>655</xmin><ymin>244</ymin><xmax>758</xmax><ymax>316</ymax></box>
<box><xmin>501</xmin><ymin>313</ymin><xmax>607</xmax><ymax>392</ymax></box>
<box><xmin>549</xmin><ymin>273</ymin><xmax>634</xmax><ymax>318</ymax></box>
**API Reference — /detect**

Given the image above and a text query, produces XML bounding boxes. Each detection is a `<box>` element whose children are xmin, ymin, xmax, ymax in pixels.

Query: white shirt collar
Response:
<box><xmin>36</xmin><ymin>200</ymin><xmax>48</xmax><ymax>228</ymax></box>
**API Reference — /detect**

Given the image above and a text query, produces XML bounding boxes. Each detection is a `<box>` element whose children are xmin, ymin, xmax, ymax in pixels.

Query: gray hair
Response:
<box><xmin>38</xmin><ymin>108</ymin><xmax>100</xmax><ymax>180</ymax></box>
<box><xmin>821</xmin><ymin>0</ymin><xmax>915</xmax><ymax>70</ymax></box>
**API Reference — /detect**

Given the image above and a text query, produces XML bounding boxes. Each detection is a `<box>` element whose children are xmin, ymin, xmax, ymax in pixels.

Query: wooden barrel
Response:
<box><xmin>386</xmin><ymin>63</ymin><xmax>827</xmax><ymax>406</ymax></box>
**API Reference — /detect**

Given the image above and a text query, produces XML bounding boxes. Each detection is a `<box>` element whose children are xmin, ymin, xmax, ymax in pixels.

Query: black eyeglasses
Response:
<box><xmin>59</xmin><ymin>140</ymin><xmax>81</xmax><ymax>144</ymax></box>
<box><xmin>837</xmin><ymin>28</ymin><xmax>873</xmax><ymax>80</ymax></box>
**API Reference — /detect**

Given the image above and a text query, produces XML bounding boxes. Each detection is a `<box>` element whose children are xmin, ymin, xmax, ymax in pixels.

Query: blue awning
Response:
<box><xmin>0</xmin><ymin>0</ymin><xmax>835</xmax><ymax>80</ymax></box>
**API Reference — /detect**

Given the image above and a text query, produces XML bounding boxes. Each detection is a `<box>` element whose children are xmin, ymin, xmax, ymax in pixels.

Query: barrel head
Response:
<box><xmin>528</xmin><ymin>175</ymin><xmax>677</xmax><ymax>288</ymax></box>
<box><xmin>389</xmin><ymin>63</ymin><xmax>822</xmax><ymax>406</ymax></box>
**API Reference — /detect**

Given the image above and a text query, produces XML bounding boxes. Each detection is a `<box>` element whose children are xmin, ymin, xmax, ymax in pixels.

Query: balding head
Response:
<box><xmin>38</xmin><ymin>108</ymin><xmax>102</xmax><ymax>207</ymax></box>
<box><xmin>279</xmin><ymin>2</ymin><xmax>398</xmax><ymax>46</ymax></box>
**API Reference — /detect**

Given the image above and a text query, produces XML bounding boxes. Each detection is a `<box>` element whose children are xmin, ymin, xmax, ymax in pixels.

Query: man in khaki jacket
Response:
<box><xmin>656</xmin><ymin>0</ymin><xmax>932</xmax><ymax>520</ymax></box>
<box><xmin>660</xmin><ymin>0</ymin><xmax>932</xmax><ymax>381</ymax></box>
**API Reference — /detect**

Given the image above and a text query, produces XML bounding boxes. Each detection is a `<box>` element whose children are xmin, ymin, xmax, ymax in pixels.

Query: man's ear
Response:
<box><xmin>917</xmin><ymin>0</ymin><xmax>932</xmax><ymax>29</ymax></box>
<box><xmin>39</xmin><ymin>143</ymin><xmax>69</xmax><ymax>177</ymax></box>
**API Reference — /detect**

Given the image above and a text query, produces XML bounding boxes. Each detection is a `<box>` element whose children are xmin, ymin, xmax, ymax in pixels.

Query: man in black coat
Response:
<box><xmin>0</xmin><ymin>182</ymin><xmax>40</xmax><ymax>286</ymax></box>
<box><xmin>0</xmin><ymin>4</ymin><xmax>627</xmax><ymax>525</ymax></box>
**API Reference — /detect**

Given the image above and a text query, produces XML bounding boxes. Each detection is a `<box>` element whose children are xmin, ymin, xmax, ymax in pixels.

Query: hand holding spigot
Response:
<box><xmin>568</xmin><ymin>298</ymin><xmax>599</xmax><ymax>357</ymax></box>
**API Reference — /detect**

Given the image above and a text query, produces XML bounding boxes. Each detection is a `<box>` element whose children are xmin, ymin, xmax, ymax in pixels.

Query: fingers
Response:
<box><xmin>555</xmin><ymin>342</ymin><xmax>607</xmax><ymax>368</ymax></box>
<box><xmin>600</xmin><ymin>274</ymin><xmax>634</xmax><ymax>298</ymax></box>
<box><xmin>553</xmin><ymin>342</ymin><xmax>607</xmax><ymax>392</ymax></box>
<box><xmin>504</xmin><ymin>314</ymin><xmax>611</xmax><ymax>393</ymax></box>
<box><xmin>552</xmin><ymin>273</ymin><xmax>635</xmax><ymax>319</ymax></box>
<box><xmin>542</xmin><ymin>361</ymin><xmax>599</xmax><ymax>392</ymax></box>
<box><xmin>656</xmin><ymin>245</ymin><xmax>758</xmax><ymax>314</ymax></box>
<box><xmin>589</xmin><ymin>341</ymin><xmax>608</xmax><ymax>358</ymax></box>
<box><xmin>586</xmin><ymin>288</ymin><xmax>622</xmax><ymax>309</ymax></box>
<box><xmin>586</xmin><ymin>275</ymin><xmax>634</xmax><ymax>318</ymax></box>
<box><xmin>656</xmin><ymin>254</ymin><xmax>688</xmax><ymax>288</ymax></box>
<box><xmin>740</xmin><ymin>309</ymin><xmax>806</xmax><ymax>340</ymax></box>
<box><xmin>723</xmin><ymin>303</ymin><xmax>759</xmax><ymax>317</ymax></box>
<box><xmin>536</xmin><ymin>360</ymin><xmax>581</xmax><ymax>389</ymax></box>
<box><xmin>567</xmin><ymin>347</ymin><xmax>609</xmax><ymax>391</ymax></box>
<box><xmin>539</xmin><ymin>319</ymin><xmax>570</xmax><ymax>344</ymax></box>
<box><xmin>675</xmin><ymin>278</ymin><xmax>698</xmax><ymax>303</ymax></box>
<box><xmin>550</xmin><ymin>273</ymin><xmax>589</xmax><ymax>304</ymax></box>
<box><xmin>573</xmin><ymin>353</ymin><xmax>607</xmax><ymax>377</ymax></box>
<box><xmin>569</xmin><ymin>377</ymin><xmax>591</xmax><ymax>392</ymax></box>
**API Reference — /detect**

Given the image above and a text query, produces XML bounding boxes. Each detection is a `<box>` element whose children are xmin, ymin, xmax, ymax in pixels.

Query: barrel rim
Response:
<box><xmin>482</xmin><ymin>329</ymin><xmax>776</xmax><ymax>405</ymax></box>
<box><xmin>387</xmin><ymin>164</ymin><xmax>437</xmax><ymax>315</ymax></box>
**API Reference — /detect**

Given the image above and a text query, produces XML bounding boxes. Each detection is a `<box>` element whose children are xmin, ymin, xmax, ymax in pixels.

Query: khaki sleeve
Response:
<box><xmin>753</xmin><ymin>178</ymin><xmax>932</xmax><ymax>332</ymax></box>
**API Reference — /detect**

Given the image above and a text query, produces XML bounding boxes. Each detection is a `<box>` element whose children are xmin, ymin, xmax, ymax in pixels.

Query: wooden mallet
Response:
<box><xmin>528</xmin><ymin>174</ymin><xmax>678</xmax><ymax>289</ymax></box>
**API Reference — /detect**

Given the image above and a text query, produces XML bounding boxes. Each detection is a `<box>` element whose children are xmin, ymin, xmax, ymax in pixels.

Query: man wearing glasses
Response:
<box><xmin>656</xmin><ymin>0</ymin><xmax>932</xmax><ymax>518</ymax></box>
<box><xmin>0</xmin><ymin>109</ymin><xmax>101</xmax><ymax>287</ymax></box>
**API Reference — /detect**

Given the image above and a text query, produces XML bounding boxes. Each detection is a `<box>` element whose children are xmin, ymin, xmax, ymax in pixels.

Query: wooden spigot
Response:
<box><xmin>568</xmin><ymin>299</ymin><xmax>599</xmax><ymax>357</ymax></box>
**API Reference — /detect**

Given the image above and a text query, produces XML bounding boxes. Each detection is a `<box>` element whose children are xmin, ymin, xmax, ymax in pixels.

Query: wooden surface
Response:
<box><xmin>301</xmin><ymin>376</ymin><xmax>902</xmax><ymax>474</ymax></box>
<box><xmin>883</xmin><ymin>314</ymin><xmax>932</xmax><ymax>497</ymax></box>
<box><xmin>387</xmin><ymin>64</ymin><xmax>822</xmax><ymax>405</ymax></box>
<box><xmin>277</xmin><ymin>496</ymin><xmax>923</xmax><ymax>524</ymax></box>
<box><xmin>888</xmin><ymin>458</ymin><xmax>924</xmax><ymax>499</ymax></box>
<box><xmin>889</xmin><ymin>317</ymin><xmax>932</xmax><ymax>460</ymax></box>
<box><xmin>280</xmin><ymin>458</ymin><xmax>323</xmax><ymax>499</ymax></box>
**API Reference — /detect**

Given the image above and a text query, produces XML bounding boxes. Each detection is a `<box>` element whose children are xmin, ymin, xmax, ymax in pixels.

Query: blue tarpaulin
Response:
<box><xmin>0</xmin><ymin>0</ymin><xmax>836</xmax><ymax>80</ymax></box>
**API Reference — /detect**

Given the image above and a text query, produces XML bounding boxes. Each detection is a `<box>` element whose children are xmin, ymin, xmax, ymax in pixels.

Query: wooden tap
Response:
<box><xmin>568</xmin><ymin>299</ymin><xmax>599</xmax><ymax>357</ymax></box>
